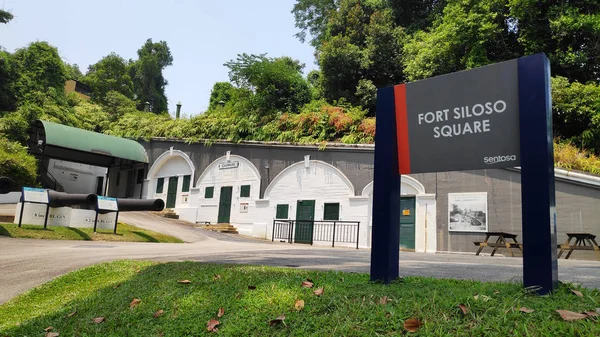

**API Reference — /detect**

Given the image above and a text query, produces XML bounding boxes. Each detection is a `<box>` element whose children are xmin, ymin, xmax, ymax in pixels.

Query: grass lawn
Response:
<box><xmin>0</xmin><ymin>222</ymin><xmax>183</xmax><ymax>243</ymax></box>
<box><xmin>1</xmin><ymin>261</ymin><xmax>599</xmax><ymax>336</ymax></box>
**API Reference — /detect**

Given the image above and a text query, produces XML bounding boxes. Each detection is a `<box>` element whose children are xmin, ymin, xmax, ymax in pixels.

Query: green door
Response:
<box><xmin>294</xmin><ymin>200</ymin><xmax>315</xmax><ymax>244</ymax></box>
<box><xmin>166</xmin><ymin>176</ymin><xmax>178</xmax><ymax>208</ymax></box>
<box><xmin>400</xmin><ymin>197</ymin><xmax>416</xmax><ymax>250</ymax></box>
<box><xmin>217</xmin><ymin>186</ymin><xmax>233</xmax><ymax>223</ymax></box>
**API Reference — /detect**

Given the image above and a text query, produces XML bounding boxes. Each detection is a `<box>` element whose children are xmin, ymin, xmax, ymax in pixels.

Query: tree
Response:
<box><xmin>509</xmin><ymin>0</ymin><xmax>600</xmax><ymax>83</ymax></box>
<box><xmin>292</xmin><ymin>0</ymin><xmax>340</xmax><ymax>48</ymax></box>
<box><xmin>0</xmin><ymin>51</ymin><xmax>17</xmax><ymax>112</ymax></box>
<box><xmin>403</xmin><ymin>0</ymin><xmax>520</xmax><ymax>81</ymax></box>
<box><xmin>0</xmin><ymin>9</ymin><xmax>13</xmax><ymax>24</ymax></box>
<box><xmin>387</xmin><ymin>0</ymin><xmax>447</xmax><ymax>31</ymax></box>
<box><xmin>64</xmin><ymin>63</ymin><xmax>84</xmax><ymax>81</ymax></box>
<box><xmin>224</xmin><ymin>53</ymin><xmax>312</xmax><ymax>114</ymax></box>
<box><xmin>208</xmin><ymin>82</ymin><xmax>236</xmax><ymax>111</ymax></box>
<box><xmin>129</xmin><ymin>39</ymin><xmax>173</xmax><ymax>113</ymax></box>
<box><xmin>12</xmin><ymin>41</ymin><xmax>67</xmax><ymax>103</ymax></box>
<box><xmin>551</xmin><ymin>76</ymin><xmax>600</xmax><ymax>151</ymax></box>
<box><xmin>84</xmin><ymin>53</ymin><xmax>134</xmax><ymax>104</ymax></box>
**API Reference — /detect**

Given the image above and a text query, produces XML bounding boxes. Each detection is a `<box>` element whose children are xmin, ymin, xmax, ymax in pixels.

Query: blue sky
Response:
<box><xmin>0</xmin><ymin>0</ymin><xmax>318</xmax><ymax>116</ymax></box>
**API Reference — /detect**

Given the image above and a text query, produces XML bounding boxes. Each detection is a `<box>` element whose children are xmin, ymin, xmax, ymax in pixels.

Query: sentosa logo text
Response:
<box><xmin>484</xmin><ymin>155</ymin><xmax>517</xmax><ymax>164</ymax></box>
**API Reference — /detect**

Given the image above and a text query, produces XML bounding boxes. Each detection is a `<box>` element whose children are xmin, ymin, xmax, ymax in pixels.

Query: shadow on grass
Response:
<box><xmin>0</xmin><ymin>225</ymin><xmax>13</xmax><ymax>237</ymax></box>
<box><xmin>132</xmin><ymin>231</ymin><xmax>160</xmax><ymax>243</ymax></box>
<box><xmin>64</xmin><ymin>227</ymin><xmax>92</xmax><ymax>240</ymax></box>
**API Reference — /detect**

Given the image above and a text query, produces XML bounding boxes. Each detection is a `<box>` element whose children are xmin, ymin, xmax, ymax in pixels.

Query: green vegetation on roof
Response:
<box><xmin>39</xmin><ymin>120</ymin><xmax>148</xmax><ymax>163</ymax></box>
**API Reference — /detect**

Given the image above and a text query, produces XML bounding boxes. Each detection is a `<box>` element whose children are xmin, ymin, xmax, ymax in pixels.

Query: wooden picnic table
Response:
<box><xmin>557</xmin><ymin>233</ymin><xmax>600</xmax><ymax>260</ymax></box>
<box><xmin>474</xmin><ymin>231</ymin><xmax>523</xmax><ymax>257</ymax></box>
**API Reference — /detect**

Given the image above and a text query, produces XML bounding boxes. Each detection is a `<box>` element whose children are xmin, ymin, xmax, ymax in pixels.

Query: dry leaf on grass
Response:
<box><xmin>295</xmin><ymin>299</ymin><xmax>305</xmax><ymax>311</ymax></box>
<box><xmin>207</xmin><ymin>319</ymin><xmax>220</xmax><ymax>332</ymax></box>
<box><xmin>570</xmin><ymin>289</ymin><xmax>584</xmax><ymax>297</ymax></box>
<box><xmin>218</xmin><ymin>307</ymin><xmax>225</xmax><ymax>318</ymax></box>
<box><xmin>153</xmin><ymin>309</ymin><xmax>164</xmax><ymax>318</ymax></box>
<box><xmin>178</xmin><ymin>280</ymin><xmax>192</xmax><ymax>284</ymax></box>
<box><xmin>93</xmin><ymin>317</ymin><xmax>105</xmax><ymax>324</ymax></box>
<box><xmin>379</xmin><ymin>296</ymin><xmax>391</xmax><ymax>305</ymax></box>
<box><xmin>269</xmin><ymin>314</ymin><xmax>286</xmax><ymax>326</ymax></box>
<box><xmin>474</xmin><ymin>295</ymin><xmax>491</xmax><ymax>302</ymax></box>
<box><xmin>66</xmin><ymin>310</ymin><xmax>77</xmax><ymax>318</ymax></box>
<box><xmin>113</xmin><ymin>283</ymin><xmax>121</xmax><ymax>289</ymax></box>
<box><xmin>301</xmin><ymin>281</ymin><xmax>314</xmax><ymax>288</ymax></box>
<box><xmin>45</xmin><ymin>332</ymin><xmax>59</xmax><ymax>337</ymax></box>
<box><xmin>313</xmin><ymin>287</ymin><xmax>324</xmax><ymax>296</ymax></box>
<box><xmin>248</xmin><ymin>285</ymin><xmax>256</xmax><ymax>290</ymax></box>
<box><xmin>214</xmin><ymin>274</ymin><xmax>221</xmax><ymax>280</ymax></box>
<box><xmin>556</xmin><ymin>310</ymin><xmax>588</xmax><ymax>321</ymax></box>
<box><xmin>493</xmin><ymin>290</ymin><xmax>500</xmax><ymax>295</ymax></box>
<box><xmin>130</xmin><ymin>298</ymin><xmax>141</xmax><ymax>309</ymax></box>
<box><xmin>458</xmin><ymin>304</ymin><xmax>468</xmax><ymax>315</ymax></box>
<box><xmin>519</xmin><ymin>307</ymin><xmax>535</xmax><ymax>313</ymax></box>
<box><xmin>404</xmin><ymin>318</ymin><xmax>423</xmax><ymax>333</ymax></box>
<box><xmin>44</xmin><ymin>326</ymin><xmax>53</xmax><ymax>332</ymax></box>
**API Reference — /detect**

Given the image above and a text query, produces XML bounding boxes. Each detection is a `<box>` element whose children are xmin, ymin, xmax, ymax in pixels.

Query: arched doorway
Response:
<box><xmin>147</xmin><ymin>149</ymin><xmax>195</xmax><ymax>209</ymax></box>
<box><xmin>363</xmin><ymin>176</ymin><xmax>436</xmax><ymax>253</ymax></box>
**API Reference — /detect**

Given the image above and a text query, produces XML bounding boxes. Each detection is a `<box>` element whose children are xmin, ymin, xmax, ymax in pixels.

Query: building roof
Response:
<box><xmin>28</xmin><ymin>120</ymin><xmax>148</xmax><ymax>167</ymax></box>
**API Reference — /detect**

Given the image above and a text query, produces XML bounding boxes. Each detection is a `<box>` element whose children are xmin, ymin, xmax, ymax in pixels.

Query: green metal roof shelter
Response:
<box><xmin>28</xmin><ymin>120</ymin><xmax>149</xmax><ymax>167</ymax></box>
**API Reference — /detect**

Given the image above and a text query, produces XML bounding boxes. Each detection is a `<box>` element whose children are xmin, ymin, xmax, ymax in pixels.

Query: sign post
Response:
<box><xmin>95</xmin><ymin>196</ymin><xmax>119</xmax><ymax>233</ymax></box>
<box><xmin>371</xmin><ymin>53</ymin><xmax>557</xmax><ymax>294</ymax></box>
<box><xmin>19</xmin><ymin>187</ymin><xmax>50</xmax><ymax>228</ymax></box>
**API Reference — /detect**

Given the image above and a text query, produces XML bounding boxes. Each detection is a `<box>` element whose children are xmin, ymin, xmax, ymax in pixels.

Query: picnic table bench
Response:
<box><xmin>557</xmin><ymin>233</ymin><xmax>600</xmax><ymax>260</ymax></box>
<box><xmin>474</xmin><ymin>231</ymin><xmax>523</xmax><ymax>257</ymax></box>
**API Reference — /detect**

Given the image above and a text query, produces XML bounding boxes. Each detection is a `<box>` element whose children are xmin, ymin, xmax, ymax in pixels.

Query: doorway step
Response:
<box><xmin>0</xmin><ymin>214</ymin><xmax>14</xmax><ymax>223</ymax></box>
<box><xmin>198</xmin><ymin>223</ymin><xmax>239</xmax><ymax>234</ymax></box>
<box><xmin>152</xmin><ymin>208</ymin><xmax>179</xmax><ymax>219</ymax></box>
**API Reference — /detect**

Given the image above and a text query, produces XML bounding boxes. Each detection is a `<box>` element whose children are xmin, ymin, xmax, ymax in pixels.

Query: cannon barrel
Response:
<box><xmin>47</xmin><ymin>190</ymin><xmax>98</xmax><ymax>208</ymax></box>
<box><xmin>116</xmin><ymin>198</ymin><xmax>165</xmax><ymax>212</ymax></box>
<box><xmin>0</xmin><ymin>177</ymin><xmax>14</xmax><ymax>194</ymax></box>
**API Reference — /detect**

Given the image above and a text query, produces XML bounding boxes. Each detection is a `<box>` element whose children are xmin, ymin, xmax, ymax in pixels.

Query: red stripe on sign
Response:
<box><xmin>394</xmin><ymin>84</ymin><xmax>411</xmax><ymax>174</ymax></box>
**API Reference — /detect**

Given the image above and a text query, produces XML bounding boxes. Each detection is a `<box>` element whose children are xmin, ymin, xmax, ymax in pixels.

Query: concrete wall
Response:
<box><xmin>47</xmin><ymin>159</ymin><xmax>107</xmax><ymax>194</ymax></box>
<box><xmin>140</xmin><ymin>138</ymin><xmax>600</xmax><ymax>257</ymax></box>
<box><xmin>140</xmin><ymin>139</ymin><xmax>374</xmax><ymax>198</ymax></box>
<box><xmin>412</xmin><ymin>169</ymin><xmax>600</xmax><ymax>257</ymax></box>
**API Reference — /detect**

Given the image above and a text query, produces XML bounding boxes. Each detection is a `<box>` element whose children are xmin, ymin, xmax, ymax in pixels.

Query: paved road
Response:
<box><xmin>1</xmin><ymin>211</ymin><xmax>599</xmax><ymax>305</ymax></box>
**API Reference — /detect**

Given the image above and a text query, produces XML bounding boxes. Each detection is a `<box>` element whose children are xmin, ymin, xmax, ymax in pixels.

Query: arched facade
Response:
<box><xmin>147</xmin><ymin>149</ymin><xmax>195</xmax><ymax>208</ymax></box>
<box><xmin>363</xmin><ymin>175</ymin><xmax>436</xmax><ymax>253</ymax></box>
<box><xmin>195</xmin><ymin>154</ymin><xmax>261</xmax><ymax>234</ymax></box>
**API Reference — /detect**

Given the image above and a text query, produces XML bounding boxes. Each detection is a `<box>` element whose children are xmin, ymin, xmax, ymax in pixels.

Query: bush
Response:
<box><xmin>554</xmin><ymin>140</ymin><xmax>600</xmax><ymax>175</ymax></box>
<box><xmin>0</xmin><ymin>136</ymin><xmax>38</xmax><ymax>189</ymax></box>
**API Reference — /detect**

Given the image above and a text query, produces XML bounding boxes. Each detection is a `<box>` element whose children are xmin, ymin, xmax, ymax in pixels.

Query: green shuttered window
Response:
<box><xmin>156</xmin><ymin>178</ymin><xmax>164</xmax><ymax>193</ymax></box>
<box><xmin>182</xmin><ymin>175</ymin><xmax>191</xmax><ymax>192</ymax></box>
<box><xmin>323</xmin><ymin>203</ymin><xmax>340</xmax><ymax>220</ymax></box>
<box><xmin>276</xmin><ymin>204</ymin><xmax>289</xmax><ymax>219</ymax></box>
<box><xmin>205</xmin><ymin>186</ymin><xmax>214</xmax><ymax>198</ymax></box>
<box><xmin>240</xmin><ymin>185</ymin><xmax>251</xmax><ymax>197</ymax></box>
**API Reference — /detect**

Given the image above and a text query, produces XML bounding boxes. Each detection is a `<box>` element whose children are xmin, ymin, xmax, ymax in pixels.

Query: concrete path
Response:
<box><xmin>1</xmin><ymin>211</ymin><xmax>600</xmax><ymax>305</ymax></box>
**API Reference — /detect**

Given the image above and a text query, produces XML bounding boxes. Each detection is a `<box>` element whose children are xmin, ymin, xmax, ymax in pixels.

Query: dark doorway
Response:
<box><xmin>295</xmin><ymin>200</ymin><xmax>315</xmax><ymax>244</ymax></box>
<box><xmin>96</xmin><ymin>177</ymin><xmax>104</xmax><ymax>196</ymax></box>
<box><xmin>166</xmin><ymin>176</ymin><xmax>178</xmax><ymax>208</ymax></box>
<box><xmin>400</xmin><ymin>197</ymin><xmax>416</xmax><ymax>250</ymax></box>
<box><xmin>217</xmin><ymin>186</ymin><xmax>233</xmax><ymax>223</ymax></box>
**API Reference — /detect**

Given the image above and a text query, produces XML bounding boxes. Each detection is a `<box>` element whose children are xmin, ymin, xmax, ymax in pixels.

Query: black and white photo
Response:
<box><xmin>448</xmin><ymin>192</ymin><xmax>488</xmax><ymax>232</ymax></box>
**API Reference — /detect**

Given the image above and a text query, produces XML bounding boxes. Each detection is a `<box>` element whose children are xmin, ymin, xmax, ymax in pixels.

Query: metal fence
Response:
<box><xmin>272</xmin><ymin>220</ymin><xmax>360</xmax><ymax>249</ymax></box>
